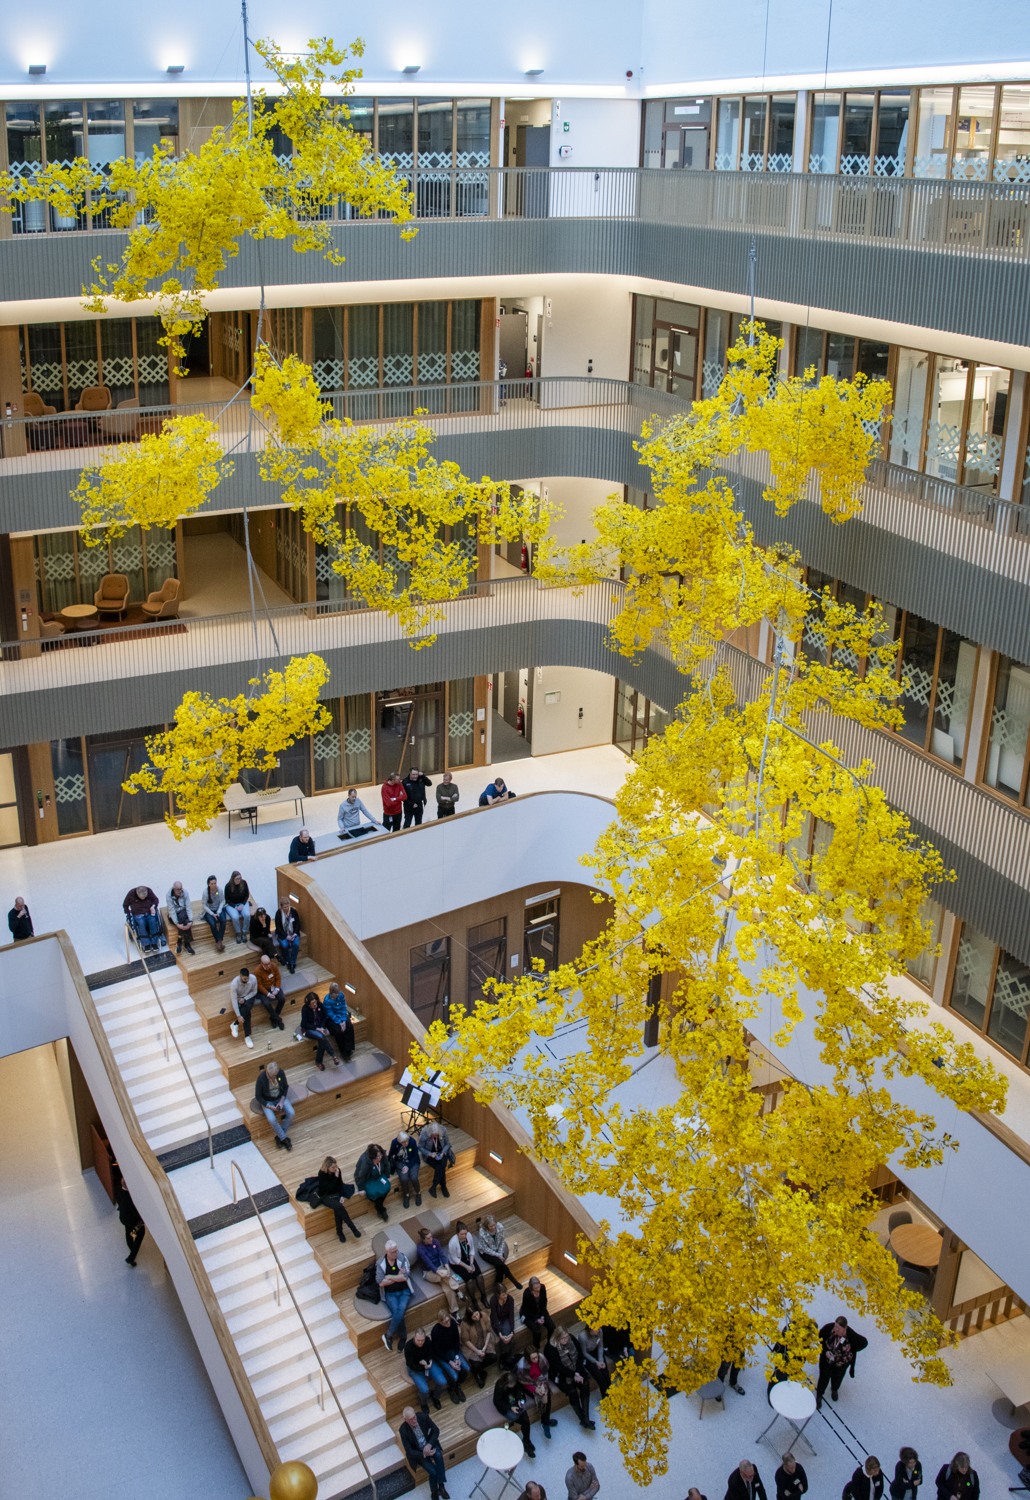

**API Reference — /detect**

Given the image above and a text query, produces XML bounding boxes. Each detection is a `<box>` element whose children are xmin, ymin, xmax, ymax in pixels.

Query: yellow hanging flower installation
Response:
<box><xmin>74</xmin><ymin>414</ymin><xmax>230</xmax><ymax>540</ymax></box>
<box><xmin>123</xmin><ymin>654</ymin><xmax>331</xmax><ymax>838</ymax></box>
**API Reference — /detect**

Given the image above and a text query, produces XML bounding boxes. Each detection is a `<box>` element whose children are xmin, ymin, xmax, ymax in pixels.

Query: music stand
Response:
<box><xmin>398</xmin><ymin>1067</ymin><xmax>444</xmax><ymax>1132</ymax></box>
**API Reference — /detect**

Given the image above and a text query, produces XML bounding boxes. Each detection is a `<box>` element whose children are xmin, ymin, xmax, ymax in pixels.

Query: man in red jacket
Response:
<box><xmin>381</xmin><ymin>772</ymin><xmax>407</xmax><ymax>832</ymax></box>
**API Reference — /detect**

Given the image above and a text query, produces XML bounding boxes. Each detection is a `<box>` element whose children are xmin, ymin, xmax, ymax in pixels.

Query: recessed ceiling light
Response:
<box><xmin>28</xmin><ymin>63</ymin><xmax>47</xmax><ymax>76</ymax></box>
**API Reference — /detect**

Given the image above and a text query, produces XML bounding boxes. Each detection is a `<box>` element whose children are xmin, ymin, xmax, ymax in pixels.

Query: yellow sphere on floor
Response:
<box><xmin>269</xmin><ymin>1460</ymin><xmax>318</xmax><ymax>1500</ymax></box>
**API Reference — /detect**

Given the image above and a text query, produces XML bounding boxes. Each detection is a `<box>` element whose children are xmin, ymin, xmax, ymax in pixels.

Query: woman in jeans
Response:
<box><xmin>202</xmin><ymin>875</ymin><xmax>228</xmax><ymax>952</ymax></box>
<box><xmin>404</xmin><ymin>1328</ymin><xmax>462</xmax><ymax>1408</ymax></box>
<box><xmin>224</xmin><ymin>870</ymin><xmax>251</xmax><ymax>943</ymax></box>
<box><xmin>165</xmin><ymin>882</ymin><xmax>195</xmax><ymax>955</ymax></box>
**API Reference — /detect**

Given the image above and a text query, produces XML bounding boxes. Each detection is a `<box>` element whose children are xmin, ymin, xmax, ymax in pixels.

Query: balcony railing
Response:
<box><xmin>4</xmin><ymin>166</ymin><xmax>1029</xmax><ymax>262</ymax></box>
<box><xmin>3</xmin><ymin>377</ymin><xmax>1027</xmax><ymax>597</ymax></box>
<box><xmin>2</xmin><ymin>573</ymin><xmax>1026</xmax><ymax>917</ymax></box>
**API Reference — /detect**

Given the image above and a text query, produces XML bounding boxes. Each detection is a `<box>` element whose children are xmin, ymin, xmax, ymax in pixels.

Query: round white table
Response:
<box><xmin>756</xmin><ymin>1379</ymin><xmax>818</xmax><ymax>1455</ymax></box>
<box><xmin>468</xmin><ymin>1426</ymin><xmax>525</xmax><ymax>1500</ymax></box>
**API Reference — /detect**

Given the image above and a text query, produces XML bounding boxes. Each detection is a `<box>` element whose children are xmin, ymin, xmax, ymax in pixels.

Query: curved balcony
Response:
<box><xmin>4</xmin><ymin>377</ymin><xmax>1028</xmax><ymax>662</ymax></box>
<box><xmin>1</xmin><ymin>168</ymin><xmax>1028</xmax><ymax>346</ymax></box>
<box><xmin>1</xmin><ymin>574</ymin><xmax>1027</xmax><ymax>966</ymax></box>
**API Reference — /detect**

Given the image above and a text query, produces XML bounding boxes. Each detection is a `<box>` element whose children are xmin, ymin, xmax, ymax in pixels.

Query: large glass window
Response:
<box><xmin>891</xmin><ymin>610</ymin><xmax>977</xmax><ymax>766</ymax></box>
<box><xmin>715</xmin><ymin>99</ymin><xmax>741</xmax><ymax>171</ymax></box>
<box><xmin>983</xmin><ymin>656</ymin><xmax>1030</xmax><ymax>806</ymax></box>
<box><xmin>874</xmin><ymin>90</ymin><xmax>910</xmax><ymax>176</ymax></box>
<box><xmin>888</xmin><ymin>348</ymin><xmax>930</xmax><ymax>469</ymax></box>
<box><xmin>50</xmin><ymin>737</ymin><xmax>90</xmax><ymax>835</ymax></box>
<box><xmin>995</xmin><ymin>85</ymin><xmax>1030</xmax><ymax>184</ymax></box>
<box><xmin>840</xmin><ymin>92</ymin><xmax>874</xmax><ymax>174</ymax></box>
<box><xmin>906</xmin><ymin>896</ymin><xmax>943</xmax><ymax>991</ymax></box>
<box><xmin>468</xmin><ymin>918</ymin><xmax>507</xmax><ymax>1003</ymax></box>
<box><xmin>809</xmin><ymin>94</ymin><xmax>841</xmax><ymax>173</ymax></box>
<box><xmin>447</xmin><ymin>678</ymin><xmax>475</xmax><ymax>766</ymax></box>
<box><xmin>914</xmin><ymin>87</ymin><xmax>954</xmax><ymax>178</ymax></box>
<box><xmin>949</xmin><ymin>926</ymin><xmax>1030</xmax><ymax>1066</ymax></box>
<box><xmin>86</xmin><ymin>727</ymin><xmax>167</xmax><ymax>832</ymax></box>
<box><xmin>767</xmin><ymin>96</ymin><xmax>796</xmax><ymax>171</ymax></box>
<box><xmin>952</xmin><ymin>84</ymin><xmax>995</xmax><ymax>181</ymax></box>
<box><xmin>741</xmin><ymin>97</ymin><xmax>768</xmax><ymax>171</ymax></box>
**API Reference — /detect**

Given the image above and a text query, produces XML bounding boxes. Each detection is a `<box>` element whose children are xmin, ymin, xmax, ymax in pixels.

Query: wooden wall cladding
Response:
<box><xmin>279</xmin><ymin>865</ymin><xmax>603</xmax><ymax>1280</ymax></box>
<box><xmin>363</xmin><ymin>879</ymin><xmax>611</xmax><ymax>1016</ymax></box>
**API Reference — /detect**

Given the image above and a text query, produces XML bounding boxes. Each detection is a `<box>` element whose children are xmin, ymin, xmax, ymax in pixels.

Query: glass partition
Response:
<box><xmin>914</xmin><ymin>87</ymin><xmax>953</xmax><ymax>177</ymax></box>
<box><xmin>768</xmin><ymin>96</ymin><xmax>796</xmax><ymax>170</ymax></box>
<box><xmin>983</xmin><ymin>656</ymin><xmax>1030</xmax><ymax>806</ymax></box>
<box><xmin>741</xmin><ymin>97</ymin><xmax>768</xmax><ymax>171</ymax></box>
<box><xmin>874</xmin><ymin>89</ymin><xmax>910</xmax><ymax>175</ymax></box>
<box><xmin>715</xmin><ymin>99</ymin><xmax>741</xmax><ymax>170</ymax></box>
<box><xmin>995</xmin><ymin>84</ymin><xmax>1030</xmax><ymax>183</ymax></box>
<box><xmin>808</xmin><ymin>93</ymin><xmax>841</xmax><ymax>172</ymax></box>
<box><xmin>841</xmin><ymin>92</ymin><xmax>874</xmax><ymax>174</ymax></box>
<box><xmin>952</xmin><ymin>84</ymin><xmax>995</xmax><ymax>180</ymax></box>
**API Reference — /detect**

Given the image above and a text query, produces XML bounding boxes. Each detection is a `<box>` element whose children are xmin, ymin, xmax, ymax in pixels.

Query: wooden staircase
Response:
<box><xmin>172</xmin><ymin>911</ymin><xmax>592</xmax><ymax>1483</ymax></box>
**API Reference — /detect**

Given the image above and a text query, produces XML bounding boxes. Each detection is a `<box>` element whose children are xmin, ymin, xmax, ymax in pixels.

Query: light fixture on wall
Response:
<box><xmin>402</xmin><ymin>64</ymin><xmax>421</xmax><ymax>75</ymax></box>
<box><xmin>28</xmin><ymin>63</ymin><xmax>46</xmax><ymax>76</ymax></box>
<box><xmin>525</xmin><ymin>68</ymin><xmax>545</xmax><ymax>77</ymax></box>
<box><xmin>166</xmin><ymin>64</ymin><xmax>185</xmax><ymax>75</ymax></box>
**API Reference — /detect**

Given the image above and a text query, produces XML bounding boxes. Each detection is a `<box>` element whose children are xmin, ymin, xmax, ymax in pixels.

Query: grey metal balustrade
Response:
<box><xmin>4</xmin><ymin>166</ymin><xmax>1029</xmax><ymax>262</ymax></box>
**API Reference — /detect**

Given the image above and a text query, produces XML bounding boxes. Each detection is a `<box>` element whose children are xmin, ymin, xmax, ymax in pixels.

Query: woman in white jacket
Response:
<box><xmin>448</xmin><ymin>1221</ymin><xmax>488</xmax><ymax>1309</ymax></box>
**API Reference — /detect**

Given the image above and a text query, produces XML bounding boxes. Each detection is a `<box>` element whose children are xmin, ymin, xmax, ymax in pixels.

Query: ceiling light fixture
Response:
<box><xmin>28</xmin><ymin>63</ymin><xmax>47</xmax><ymax>76</ymax></box>
<box><xmin>402</xmin><ymin>64</ymin><xmax>421</xmax><ymax>75</ymax></box>
<box><xmin>166</xmin><ymin>64</ymin><xmax>185</xmax><ymax>75</ymax></box>
<box><xmin>525</xmin><ymin>68</ymin><xmax>545</xmax><ymax>77</ymax></box>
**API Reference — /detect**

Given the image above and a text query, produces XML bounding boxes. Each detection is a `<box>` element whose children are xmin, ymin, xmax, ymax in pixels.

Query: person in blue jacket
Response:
<box><xmin>478</xmin><ymin>777</ymin><xmax>516</xmax><ymax>806</ymax></box>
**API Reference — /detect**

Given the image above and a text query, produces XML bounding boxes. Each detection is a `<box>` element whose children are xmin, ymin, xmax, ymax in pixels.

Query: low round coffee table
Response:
<box><xmin>469</xmin><ymin>1427</ymin><xmax>524</xmax><ymax>1500</ymax></box>
<box><xmin>890</xmin><ymin>1223</ymin><xmax>943</xmax><ymax>1268</ymax></box>
<box><xmin>60</xmin><ymin>603</ymin><xmax>99</xmax><ymax>631</ymax></box>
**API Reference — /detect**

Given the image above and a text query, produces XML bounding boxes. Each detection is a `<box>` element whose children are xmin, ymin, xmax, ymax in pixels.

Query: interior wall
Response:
<box><xmin>548</xmin><ymin>98</ymin><xmax>641</xmax><ymax>168</ymax></box>
<box><xmin>535</xmin><ymin>278</ymin><xmax>632</xmax><ymax>384</ymax></box>
<box><xmin>364</xmin><ymin>877</ymin><xmax>609</xmax><ymax>1013</ymax></box>
<box><xmin>530</xmin><ymin>665</ymin><xmax>616</xmax><ymax>756</ymax></box>
<box><xmin>529</xmin><ymin>474</ymin><xmax>618</xmax><ymax>548</ymax></box>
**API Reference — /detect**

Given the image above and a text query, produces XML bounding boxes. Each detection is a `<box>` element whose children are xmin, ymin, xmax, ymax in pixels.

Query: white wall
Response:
<box><xmin>525</xmin><ymin>475</ymin><xmax>616</xmax><ymax>549</ymax></box>
<box><xmin>5</xmin><ymin>1</ymin><xmax>1025</xmax><ymax>93</ymax></box>
<box><xmin>549</xmin><ymin>99</ymin><xmax>641</xmax><ymax>168</ymax></box>
<box><xmin>531</xmin><ymin>666</ymin><xmax>616</xmax><ymax>756</ymax></box>
<box><xmin>535</xmin><ymin>277</ymin><xmax>633</xmax><ymax>385</ymax></box>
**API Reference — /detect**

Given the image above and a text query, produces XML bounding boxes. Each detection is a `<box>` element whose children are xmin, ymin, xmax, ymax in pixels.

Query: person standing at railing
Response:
<box><xmin>337</xmin><ymin>786</ymin><xmax>383</xmax><ymax>840</ymax></box>
<box><xmin>436</xmin><ymin>771</ymin><xmax>460</xmax><ymax>818</ymax></box>
<box><xmin>122</xmin><ymin>884</ymin><xmax>165</xmax><ymax>955</ymax></box>
<box><xmin>479</xmin><ymin>777</ymin><xmax>516</xmax><ymax>807</ymax></box>
<box><xmin>381</xmin><ymin>772</ymin><xmax>407</xmax><ymax>832</ymax></box>
<box><xmin>402</xmin><ymin>766</ymin><xmax>433</xmax><ymax>828</ymax></box>
<box><xmin>287</xmin><ymin>827</ymin><xmax>317</xmax><ymax>863</ymax></box>
<box><xmin>7</xmin><ymin>896</ymin><xmax>33</xmax><ymax>942</ymax></box>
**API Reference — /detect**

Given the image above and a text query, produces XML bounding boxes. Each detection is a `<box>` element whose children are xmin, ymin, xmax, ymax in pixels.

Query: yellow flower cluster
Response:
<box><xmin>0</xmin><ymin>38</ymin><xmax>415</xmax><ymax>363</ymax></box>
<box><xmin>123</xmin><ymin>654</ymin><xmax>330</xmax><ymax>838</ymax></box>
<box><xmin>74</xmin><ymin>414</ymin><xmax>230</xmax><ymax>540</ymax></box>
<box><xmin>253</xmin><ymin>350</ymin><xmax>551</xmax><ymax>644</ymax></box>
<box><xmin>410</xmin><ymin>324</ymin><xmax>1006</xmax><ymax>1483</ymax></box>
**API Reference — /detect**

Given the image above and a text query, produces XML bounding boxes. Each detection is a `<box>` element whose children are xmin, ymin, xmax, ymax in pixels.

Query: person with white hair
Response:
<box><xmin>398</xmin><ymin>1406</ymin><xmax>449</xmax><ymax>1500</ymax></box>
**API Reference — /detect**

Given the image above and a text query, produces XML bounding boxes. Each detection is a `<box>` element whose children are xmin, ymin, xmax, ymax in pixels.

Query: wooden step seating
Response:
<box><xmin>231</xmin><ymin>1041</ymin><xmax>394</xmax><ymax>1139</ymax></box>
<box><xmin>318</xmin><ymin>1169</ymin><xmax>518</xmax><ymax>1304</ymax></box>
<box><xmin>189</xmin><ymin>959</ymin><xmax>336</xmax><ymax>1043</ymax></box>
<box><xmin>338</xmin><ymin>1212</ymin><xmax>550</xmax><ymax>1359</ymax></box>
<box><xmin>210</xmin><ymin>1006</ymin><xmax>371</xmax><ymax>1091</ymax></box>
<box><xmin>361</xmin><ymin>1263</ymin><xmax>590</xmax><ymax>1437</ymax></box>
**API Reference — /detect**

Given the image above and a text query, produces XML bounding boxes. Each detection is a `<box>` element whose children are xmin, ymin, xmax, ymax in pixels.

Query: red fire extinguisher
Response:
<box><xmin>520</xmin><ymin>541</ymin><xmax>529</xmax><ymax>573</ymax></box>
<box><xmin>516</xmin><ymin>702</ymin><xmax>525</xmax><ymax>736</ymax></box>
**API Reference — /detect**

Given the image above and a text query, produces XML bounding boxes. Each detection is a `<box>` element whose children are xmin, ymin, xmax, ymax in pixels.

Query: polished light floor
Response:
<box><xmin>0</xmin><ymin>1042</ymin><xmax>250</xmax><ymax>1500</ymax></box>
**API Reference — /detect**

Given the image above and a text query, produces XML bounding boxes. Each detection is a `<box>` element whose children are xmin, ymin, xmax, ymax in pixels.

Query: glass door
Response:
<box><xmin>524</xmin><ymin>895</ymin><xmax>560</xmax><ymax>975</ymax></box>
<box><xmin>409</xmin><ymin>938</ymin><xmax>450</xmax><ymax>1027</ymax></box>
<box><xmin>375</xmin><ymin>686</ymin><xmax>446</xmax><ymax>778</ymax></box>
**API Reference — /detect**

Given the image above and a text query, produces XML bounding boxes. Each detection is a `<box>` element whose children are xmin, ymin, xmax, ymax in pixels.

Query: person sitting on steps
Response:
<box><xmin>165</xmin><ymin>882</ymin><xmax>195</xmax><ymax>954</ymax></box>
<box><xmin>404</xmin><ymin>1327</ymin><xmax>464</xmax><ymax>1408</ymax></box>
<box><xmin>316</xmin><ymin>1155</ymin><xmax>361</xmax><ymax>1242</ymax></box>
<box><xmin>517</xmin><ymin>1344</ymin><xmax>555</xmax><ymax>1437</ymax></box>
<box><xmin>354</xmin><ymin>1142</ymin><xmax>391</xmax><ymax>1221</ymax></box>
<box><xmin>298</xmin><ymin>992</ymin><xmax>339</xmax><ymax>1069</ymax></box>
<box><xmin>223</xmin><ymin>870</ymin><xmax>251</xmax><ymax>944</ymax></box>
<box><xmin>274</xmin><ymin>897</ymin><xmax>302</xmax><ymax>974</ymax></box>
<box><xmin>230</xmin><ymin>966</ymin><xmax>278</xmax><ymax>1048</ymax></box>
<box><xmin>399</xmin><ymin>1406</ymin><xmax>450</xmax><ymax>1500</ymax></box>
<box><xmin>419</xmin><ymin>1120</ymin><xmax>453</xmax><ymax>1198</ymax></box>
<box><xmin>476</xmin><ymin>1213</ymin><xmax>523</xmax><ymax>1290</ymax></box>
<box><xmin>493</xmin><ymin>1368</ymin><xmax>535</xmax><ymax>1456</ymax></box>
<box><xmin>431</xmin><ymin>1309</ymin><xmax>471</xmax><ymax>1392</ymax></box>
<box><xmin>322</xmin><ymin>981</ymin><xmax>355</xmax><ymax>1062</ymax></box>
<box><xmin>388</xmin><ymin>1129</ymin><xmax>422</xmax><ymax>1208</ymax></box>
<box><xmin>416</xmin><ymin>1227</ymin><xmax>461</xmax><ymax>1315</ymax></box>
<box><xmin>448</xmin><ymin>1221</ymin><xmax>488</xmax><ymax>1309</ymax></box>
<box><xmin>460</xmin><ymin>1307</ymin><xmax>496</xmax><ymax>1388</ymax></box>
<box><xmin>201</xmin><ymin>875</ymin><xmax>228</xmax><ymax>952</ymax></box>
<box><xmin>256</xmin><ymin>1061</ymin><xmax>293</xmax><ymax>1151</ymax></box>
<box><xmin>248</xmin><ymin>906</ymin><xmax>276</xmax><ymax>958</ymax></box>
<box><xmin>520</xmin><ymin>1276</ymin><xmax>555</xmax><ymax>1351</ymax></box>
<box><xmin>255</xmin><ymin>954</ymin><xmax>287</xmax><ymax>1031</ymax></box>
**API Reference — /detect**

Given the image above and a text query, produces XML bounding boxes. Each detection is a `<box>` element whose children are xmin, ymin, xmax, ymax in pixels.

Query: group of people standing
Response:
<box><xmin>717</xmin><ymin>1448</ymin><xmax>979</xmax><ymax>1500</ymax></box>
<box><xmin>336</xmin><ymin>770</ymin><xmax>516</xmax><ymax>840</ymax></box>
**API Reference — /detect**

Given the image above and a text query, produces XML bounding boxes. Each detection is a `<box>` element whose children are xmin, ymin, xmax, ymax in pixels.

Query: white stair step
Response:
<box><xmin>234</xmin><ymin>1305</ymin><xmax>344</xmax><ymax>1360</ymax></box>
<box><xmin>249</xmin><ymin>1354</ymin><xmax>368</xmax><ymax>1405</ymax></box>
<box><xmin>216</xmin><ymin>1262</ymin><xmax>324</xmax><ymax>1315</ymax></box>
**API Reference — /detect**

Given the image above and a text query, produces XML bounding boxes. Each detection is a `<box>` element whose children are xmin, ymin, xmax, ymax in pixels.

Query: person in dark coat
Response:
<box><xmin>725</xmin><ymin>1460</ymin><xmax>768</xmax><ymax>1500</ymax></box>
<box><xmin>299</xmin><ymin>992</ymin><xmax>339</xmax><ymax>1070</ymax></box>
<box><xmin>520</xmin><ymin>1276</ymin><xmax>555</xmax><ymax>1349</ymax></box>
<box><xmin>493</xmin><ymin>1368</ymin><xmax>534</xmax><ymax>1455</ymax></box>
<box><xmin>815</xmin><ymin>1315</ymin><xmax>868</xmax><ymax>1408</ymax></box>
<box><xmin>843</xmin><ymin>1458</ymin><xmax>885</xmax><ymax>1500</ymax></box>
<box><xmin>774</xmin><ymin>1453</ymin><xmax>808</xmax><ymax>1500</ymax></box>
<box><xmin>934</xmin><ymin>1454</ymin><xmax>979</xmax><ymax>1500</ymax></box>
<box><xmin>399</xmin><ymin>1406</ymin><xmax>449</xmax><ymax>1500</ymax></box>
<box><xmin>316</xmin><ymin>1155</ymin><xmax>360</xmax><ymax>1242</ymax></box>
<box><xmin>115</xmin><ymin>1172</ymin><xmax>145</xmax><ymax>1265</ymax></box>
<box><xmin>402</xmin><ymin>768</ymin><xmax>433</xmax><ymax>828</ymax></box>
<box><xmin>890</xmin><ymin>1447</ymin><xmax>922</xmax><ymax>1500</ymax></box>
<box><xmin>288</xmin><ymin>828</ymin><xmax>316</xmax><ymax>863</ymax></box>
<box><xmin>248</xmin><ymin>907</ymin><xmax>276</xmax><ymax>958</ymax></box>
<box><xmin>8</xmin><ymin>896</ymin><xmax>33</xmax><ymax>941</ymax></box>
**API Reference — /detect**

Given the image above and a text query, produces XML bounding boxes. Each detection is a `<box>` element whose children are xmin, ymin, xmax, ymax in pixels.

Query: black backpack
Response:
<box><xmin>356</xmin><ymin>1261</ymin><xmax>381</xmax><ymax>1304</ymax></box>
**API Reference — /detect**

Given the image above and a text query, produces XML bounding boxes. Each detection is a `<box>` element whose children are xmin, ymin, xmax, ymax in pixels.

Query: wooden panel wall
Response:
<box><xmin>280</xmin><ymin>865</ymin><xmax>602</xmax><ymax>1280</ymax></box>
<box><xmin>363</xmin><ymin>879</ymin><xmax>610</xmax><ymax>1016</ymax></box>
